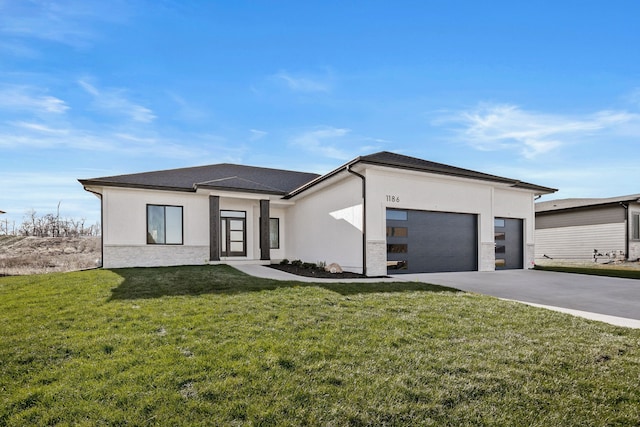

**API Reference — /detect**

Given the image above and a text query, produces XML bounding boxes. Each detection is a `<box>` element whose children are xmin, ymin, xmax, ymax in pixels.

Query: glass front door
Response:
<box><xmin>221</xmin><ymin>211</ymin><xmax>246</xmax><ymax>257</ymax></box>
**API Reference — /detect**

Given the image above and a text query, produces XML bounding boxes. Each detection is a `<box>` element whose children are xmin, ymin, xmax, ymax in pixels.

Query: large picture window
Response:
<box><xmin>147</xmin><ymin>205</ymin><xmax>183</xmax><ymax>245</ymax></box>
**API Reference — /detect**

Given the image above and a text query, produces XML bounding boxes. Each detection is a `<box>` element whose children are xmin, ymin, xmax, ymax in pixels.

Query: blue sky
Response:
<box><xmin>1</xmin><ymin>0</ymin><xmax>639</xmax><ymax>228</ymax></box>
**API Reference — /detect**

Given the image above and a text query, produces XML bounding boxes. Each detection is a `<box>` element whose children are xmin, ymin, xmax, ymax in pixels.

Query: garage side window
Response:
<box><xmin>147</xmin><ymin>205</ymin><xmax>183</xmax><ymax>245</ymax></box>
<box><xmin>387</xmin><ymin>210</ymin><xmax>408</xmax><ymax>221</ymax></box>
<box><xmin>633</xmin><ymin>213</ymin><xmax>640</xmax><ymax>240</ymax></box>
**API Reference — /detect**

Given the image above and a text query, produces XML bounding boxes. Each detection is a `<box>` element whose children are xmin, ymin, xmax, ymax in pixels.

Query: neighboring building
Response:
<box><xmin>535</xmin><ymin>194</ymin><xmax>640</xmax><ymax>262</ymax></box>
<box><xmin>79</xmin><ymin>151</ymin><xmax>555</xmax><ymax>275</ymax></box>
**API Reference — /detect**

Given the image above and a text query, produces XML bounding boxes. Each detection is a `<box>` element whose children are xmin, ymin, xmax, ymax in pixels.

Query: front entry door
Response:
<box><xmin>221</xmin><ymin>211</ymin><xmax>246</xmax><ymax>257</ymax></box>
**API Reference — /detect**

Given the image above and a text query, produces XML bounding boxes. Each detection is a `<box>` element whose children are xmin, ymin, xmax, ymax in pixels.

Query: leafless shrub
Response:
<box><xmin>0</xmin><ymin>236</ymin><xmax>101</xmax><ymax>276</ymax></box>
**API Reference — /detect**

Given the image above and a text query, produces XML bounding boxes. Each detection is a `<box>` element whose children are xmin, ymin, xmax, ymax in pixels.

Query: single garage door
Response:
<box><xmin>494</xmin><ymin>218</ymin><xmax>523</xmax><ymax>270</ymax></box>
<box><xmin>387</xmin><ymin>208</ymin><xmax>478</xmax><ymax>274</ymax></box>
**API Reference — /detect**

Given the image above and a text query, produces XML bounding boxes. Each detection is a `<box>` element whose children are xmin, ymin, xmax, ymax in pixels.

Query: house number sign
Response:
<box><xmin>386</xmin><ymin>195</ymin><xmax>400</xmax><ymax>203</ymax></box>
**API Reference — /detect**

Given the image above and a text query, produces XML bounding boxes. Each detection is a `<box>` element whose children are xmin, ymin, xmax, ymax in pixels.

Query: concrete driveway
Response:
<box><xmin>392</xmin><ymin>269</ymin><xmax>640</xmax><ymax>325</ymax></box>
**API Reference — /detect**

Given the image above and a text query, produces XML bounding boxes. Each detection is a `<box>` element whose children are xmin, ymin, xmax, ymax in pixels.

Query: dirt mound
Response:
<box><xmin>0</xmin><ymin>236</ymin><xmax>101</xmax><ymax>276</ymax></box>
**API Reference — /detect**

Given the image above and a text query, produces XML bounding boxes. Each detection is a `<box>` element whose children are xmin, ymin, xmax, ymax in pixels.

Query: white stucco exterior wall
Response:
<box><xmin>286</xmin><ymin>175</ymin><xmax>364</xmax><ymax>273</ymax></box>
<box><xmin>101</xmin><ymin>187</ymin><xmax>210</xmax><ymax>268</ymax></box>
<box><xmin>269</xmin><ymin>206</ymin><xmax>287</xmax><ymax>262</ymax></box>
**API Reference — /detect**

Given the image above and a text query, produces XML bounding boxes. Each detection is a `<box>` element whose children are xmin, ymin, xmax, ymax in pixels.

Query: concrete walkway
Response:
<box><xmin>235</xmin><ymin>265</ymin><xmax>640</xmax><ymax>328</ymax></box>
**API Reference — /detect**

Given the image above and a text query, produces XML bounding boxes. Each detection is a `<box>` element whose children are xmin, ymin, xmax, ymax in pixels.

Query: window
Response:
<box><xmin>269</xmin><ymin>218</ymin><xmax>280</xmax><ymax>249</ymax></box>
<box><xmin>633</xmin><ymin>213</ymin><xmax>640</xmax><ymax>240</ymax></box>
<box><xmin>387</xmin><ymin>260</ymin><xmax>408</xmax><ymax>270</ymax></box>
<box><xmin>494</xmin><ymin>218</ymin><xmax>505</xmax><ymax>228</ymax></box>
<box><xmin>386</xmin><ymin>226</ymin><xmax>408</xmax><ymax>237</ymax></box>
<box><xmin>387</xmin><ymin>210</ymin><xmax>408</xmax><ymax>221</ymax></box>
<box><xmin>147</xmin><ymin>205</ymin><xmax>183</xmax><ymax>245</ymax></box>
<box><xmin>387</xmin><ymin>243</ymin><xmax>408</xmax><ymax>253</ymax></box>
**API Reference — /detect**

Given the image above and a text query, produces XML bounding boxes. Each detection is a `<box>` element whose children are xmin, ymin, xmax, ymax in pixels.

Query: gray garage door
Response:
<box><xmin>494</xmin><ymin>218</ymin><xmax>523</xmax><ymax>270</ymax></box>
<box><xmin>387</xmin><ymin>209</ymin><xmax>478</xmax><ymax>274</ymax></box>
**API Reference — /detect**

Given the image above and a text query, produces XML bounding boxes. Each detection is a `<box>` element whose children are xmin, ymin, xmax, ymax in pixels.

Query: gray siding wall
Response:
<box><xmin>536</xmin><ymin>205</ymin><xmax>625</xmax><ymax>229</ymax></box>
<box><xmin>535</xmin><ymin>223</ymin><xmax>625</xmax><ymax>260</ymax></box>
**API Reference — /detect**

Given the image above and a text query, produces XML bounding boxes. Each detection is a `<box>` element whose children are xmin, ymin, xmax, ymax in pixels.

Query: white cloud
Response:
<box><xmin>273</xmin><ymin>71</ymin><xmax>331</xmax><ymax>92</ymax></box>
<box><xmin>0</xmin><ymin>0</ymin><xmax>132</xmax><ymax>49</ymax></box>
<box><xmin>438</xmin><ymin>103</ymin><xmax>640</xmax><ymax>159</ymax></box>
<box><xmin>291</xmin><ymin>127</ymin><xmax>352</xmax><ymax>159</ymax></box>
<box><xmin>168</xmin><ymin>93</ymin><xmax>208</xmax><ymax>122</ymax></box>
<box><xmin>625</xmin><ymin>88</ymin><xmax>640</xmax><ymax>106</ymax></box>
<box><xmin>0</xmin><ymin>85</ymin><xmax>69</xmax><ymax>114</ymax></box>
<box><xmin>11</xmin><ymin>121</ymin><xmax>69</xmax><ymax>134</ymax></box>
<box><xmin>78</xmin><ymin>80</ymin><xmax>156</xmax><ymax>123</ymax></box>
<box><xmin>249</xmin><ymin>129</ymin><xmax>267</xmax><ymax>141</ymax></box>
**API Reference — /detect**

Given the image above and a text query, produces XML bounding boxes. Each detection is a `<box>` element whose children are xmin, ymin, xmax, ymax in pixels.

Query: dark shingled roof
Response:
<box><xmin>79</xmin><ymin>163</ymin><xmax>320</xmax><ymax>195</ymax></box>
<box><xmin>286</xmin><ymin>151</ymin><xmax>556</xmax><ymax>198</ymax></box>
<box><xmin>79</xmin><ymin>151</ymin><xmax>556</xmax><ymax>197</ymax></box>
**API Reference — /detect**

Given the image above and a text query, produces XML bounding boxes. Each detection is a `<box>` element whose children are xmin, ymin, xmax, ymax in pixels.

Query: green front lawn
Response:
<box><xmin>1</xmin><ymin>265</ymin><xmax>639</xmax><ymax>426</ymax></box>
<box><xmin>535</xmin><ymin>264</ymin><xmax>640</xmax><ymax>279</ymax></box>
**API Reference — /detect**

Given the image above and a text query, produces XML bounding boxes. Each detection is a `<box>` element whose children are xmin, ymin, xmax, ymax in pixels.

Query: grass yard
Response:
<box><xmin>1</xmin><ymin>266</ymin><xmax>640</xmax><ymax>426</ymax></box>
<box><xmin>535</xmin><ymin>264</ymin><xmax>640</xmax><ymax>279</ymax></box>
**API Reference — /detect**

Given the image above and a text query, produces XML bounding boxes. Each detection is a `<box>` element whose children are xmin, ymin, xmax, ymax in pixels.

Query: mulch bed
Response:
<box><xmin>269</xmin><ymin>264</ymin><xmax>375</xmax><ymax>279</ymax></box>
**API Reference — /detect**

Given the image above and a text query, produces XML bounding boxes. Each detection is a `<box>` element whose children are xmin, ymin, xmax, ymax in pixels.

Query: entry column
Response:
<box><xmin>260</xmin><ymin>200</ymin><xmax>270</xmax><ymax>261</ymax></box>
<box><xmin>209</xmin><ymin>196</ymin><xmax>220</xmax><ymax>261</ymax></box>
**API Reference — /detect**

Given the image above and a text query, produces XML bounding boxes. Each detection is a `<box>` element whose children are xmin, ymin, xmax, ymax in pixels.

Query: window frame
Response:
<box><xmin>220</xmin><ymin>210</ymin><xmax>247</xmax><ymax>257</ymax></box>
<box><xmin>269</xmin><ymin>218</ymin><xmax>280</xmax><ymax>249</ymax></box>
<box><xmin>632</xmin><ymin>213</ymin><xmax>640</xmax><ymax>241</ymax></box>
<box><xmin>146</xmin><ymin>204</ymin><xmax>184</xmax><ymax>245</ymax></box>
<box><xmin>387</xmin><ymin>209</ymin><xmax>408</xmax><ymax>221</ymax></box>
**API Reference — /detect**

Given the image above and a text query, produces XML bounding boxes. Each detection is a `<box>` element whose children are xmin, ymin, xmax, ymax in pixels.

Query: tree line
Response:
<box><xmin>1</xmin><ymin>209</ymin><xmax>100</xmax><ymax>237</ymax></box>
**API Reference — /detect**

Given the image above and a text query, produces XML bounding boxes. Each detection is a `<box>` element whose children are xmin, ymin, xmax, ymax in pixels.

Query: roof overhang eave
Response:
<box><xmin>510</xmin><ymin>182</ymin><xmax>558</xmax><ymax>195</ymax></box>
<box><xmin>283</xmin><ymin>157</ymin><xmax>362</xmax><ymax>199</ymax></box>
<box><xmin>78</xmin><ymin>179</ymin><xmax>195</xmax><ymax>193</ymax></box>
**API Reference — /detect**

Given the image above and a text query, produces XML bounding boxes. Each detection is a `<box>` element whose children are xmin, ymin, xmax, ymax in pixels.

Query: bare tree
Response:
<box><xmin>18</xmin><ymin>209</ymin><xmax>100</xmax><ymax>237</ymax></box>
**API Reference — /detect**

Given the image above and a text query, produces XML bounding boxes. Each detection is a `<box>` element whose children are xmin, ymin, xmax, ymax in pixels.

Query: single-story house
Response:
<box><xmin>79</xmin><ymin>151</ymin><xmax>556</xmax><ymax>275</ymax></box>
<box><xmin>535</xmin><ymin>194</ymin><xmax>640</xmax><ymax>263</ymax></box>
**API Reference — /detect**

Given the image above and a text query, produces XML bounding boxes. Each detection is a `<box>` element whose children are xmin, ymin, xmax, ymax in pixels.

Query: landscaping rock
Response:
<box><xmin>324</xmin><ymin>263</ymin><xmax>343</xmax><ymax>274</ymax></box>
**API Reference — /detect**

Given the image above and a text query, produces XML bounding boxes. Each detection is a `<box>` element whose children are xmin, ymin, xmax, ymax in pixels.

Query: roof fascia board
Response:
<box><xmin>284</xmin><ymin>158</ymin><xmax>360</xmax><ymax>199</ymax></box>
<box><xmin>536</xmin><ymin>202</ymin><xmax>623</xmax><ymax>215</ymax></box>
<box><xmin>77</xmin><ymin>179</ymin><xmax>194</xmax><ymax>193</ymax></box>
<box><xmin>537</xmin><ymin>201</ymin><xmax>637</xmax><ymax>214</ymax></box>
<box><xmin>536</xmin><ymin>195</ymin><xmax>640</xmax><ymax>213</ymax></box>
<box><xmin>78</xmin><ymin>179</ymin><xmax>287</xmax><ymax>196</ymax></box>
